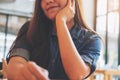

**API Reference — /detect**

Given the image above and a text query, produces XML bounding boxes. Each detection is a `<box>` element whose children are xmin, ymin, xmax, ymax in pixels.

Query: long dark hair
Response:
<box><xmin>26</xmin><ymin>0</ymin><xmax>97</xmax><ymax>68</ymax></box>
<box><xmin>27</xmin><ymin>0</ymin><xmax>96</xmax><ymax>44</ymax></box>
<box><xmin>27</xmin><ymin>0</ymin><xmax>52</xmax><ymax>68</ymax></box>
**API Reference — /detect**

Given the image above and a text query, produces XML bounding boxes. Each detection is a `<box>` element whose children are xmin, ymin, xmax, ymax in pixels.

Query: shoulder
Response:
<box><xmin>20</xmin><ymin>21</ymin><xmax>30</xmax><ymax>31</ymax></box>
<box><xmin>16</xmin><ymin>21</ymin><xmax>30</xmax><ymax>38</ymax></box>
<box><xmin>70</xmin><ymin>24</ymin><xmax>101</xmax><ymax>42</ymax></box>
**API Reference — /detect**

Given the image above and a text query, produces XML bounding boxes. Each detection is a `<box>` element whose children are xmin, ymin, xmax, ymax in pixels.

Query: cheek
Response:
<box><xmin>61</xmin><ymin>0</ymin><xmax>68</xmax><ymax>8</ymax></box>
<box><xmin>41</xmin><ymin>2</ymin><xmax>45</xmax><ymax>11</ymax></box>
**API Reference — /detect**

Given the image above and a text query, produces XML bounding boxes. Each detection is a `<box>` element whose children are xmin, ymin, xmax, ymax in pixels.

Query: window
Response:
<box><xmin>0</xmin><ymin>14</ymin><xmax>29</xmax><ymax>62</ymax></box>
<box><xmin>96</xmin><ymin>0</ymin><xmax>120</xmax><ymax>68</ymax></box>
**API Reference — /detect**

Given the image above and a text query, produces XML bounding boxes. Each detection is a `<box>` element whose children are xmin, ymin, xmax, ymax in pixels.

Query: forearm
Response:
<box><xmin>7</xmin><ymin>56</ymin><xmax>27</xmax><ymax>80</ymax></box>
<box><xmin>7</xmin><ymin>56</ymin><xmax>49</xmax><ymax>80</ymax></box>
<box><xmin>56</xmin><ymin>19</ymin><xmax>90</xmax><ymax>79</ymax></box>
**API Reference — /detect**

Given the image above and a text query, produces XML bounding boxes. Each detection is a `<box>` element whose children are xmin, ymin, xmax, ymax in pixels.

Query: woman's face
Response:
<box><xmin>41</xmin><ymin>0</ymin><xmax>67</xmax><ymax>20</ymax></box>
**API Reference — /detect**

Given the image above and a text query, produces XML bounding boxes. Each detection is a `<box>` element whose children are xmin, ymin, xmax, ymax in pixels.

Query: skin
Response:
<box><xmin>7</xmin><ymin>57</ymin><xmax>49</xmax><ymax>80</ymax></box>
<box><xmin>41</xmin><ymin>0</ymin><xmax>68</xmax><ymax>20</ymax></box>
<box><xmin>7</xmin><ymin>0</ymin><xmax>90</xmax><ymax>80</ymax></box>
<box><xmin>55</xmin><ymin>0</ymin><xmax>90</xmax><ymax>79</ymax></box>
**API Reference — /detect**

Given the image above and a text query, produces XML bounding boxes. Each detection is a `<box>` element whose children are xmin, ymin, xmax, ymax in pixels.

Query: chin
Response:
<box><xmin>48</xmin><ymin>16</ymin><xmax>56</xmax><ymax>21</ymax></box>
<box><xmin>47</xmin><ymin>13</ymin><xmax>57</xmax><ymax>21</ymax></box>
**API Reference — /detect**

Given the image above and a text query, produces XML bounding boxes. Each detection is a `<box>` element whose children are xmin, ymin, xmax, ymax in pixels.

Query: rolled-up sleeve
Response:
<box><xmin>7</xmin><ymin>21</ymin><xmax>31</xmax><ymax>61</ymax></box>
<box><xmin>8</xmin><ymin>48</ymin><xmax>30</xmax><ymax>61</ymax></box>
<box><xmin>80</xmin><ymin>35</ymin><xmax>101</xmax><ymax>76</ymax></box>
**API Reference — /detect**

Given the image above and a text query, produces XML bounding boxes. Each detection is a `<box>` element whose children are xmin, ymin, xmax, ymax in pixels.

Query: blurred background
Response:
<box><xmin>0</xmin><ymin>0</ymin><xmax>34</xmax><ymax>61</ymax></box>
<box><xmin>0</xmin><ymin>0</ymin><xmax>120</xmax><ymax>80</ymax></box>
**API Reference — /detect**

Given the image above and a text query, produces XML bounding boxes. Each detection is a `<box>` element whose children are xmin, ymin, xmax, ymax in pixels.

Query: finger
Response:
<box><xmin>71</xmin><ymin>0</ymin><xmax>75</xmax><ymax>13</ymax></box>
<box><xmin>27</xmin><ymin>62</ymin><xmax>49</xmax><ymax>80</ymax></box>
<box><xmin>71</xmin><ymin>0</ymin><xmax>75</xmax><ymax>8</ymax></box>
<box><xmin>15</xmin><ymin>73</ymin><xmax>26</xmax><ymax>80</ymax></box>
<box><xmin>67</xmin><ymin>0</ymin><xmax>71</xmax><ymax>8</ymax></box>
<box><xmin>20</xmin><ymin>64</ymin><xmax>37</xmax><ymax>80</ymax></box>
<box><xmin>16</xmin><ymin>77</ymin><xmax>26</xmax><ymax>80</ymax></box>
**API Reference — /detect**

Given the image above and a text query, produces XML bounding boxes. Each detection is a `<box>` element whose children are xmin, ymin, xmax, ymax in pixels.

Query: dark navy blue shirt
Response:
<box><xmin>7</xmin><ymin>22</ymin><xmax>101</xmax><ymax>79</ymax></box>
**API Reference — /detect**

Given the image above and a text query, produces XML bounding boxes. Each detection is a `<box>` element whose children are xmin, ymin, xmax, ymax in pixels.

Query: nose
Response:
<box><xmin>45</xmin><ymin>0</ymin><xmax>55</xmax><ymax>4</ymax></box>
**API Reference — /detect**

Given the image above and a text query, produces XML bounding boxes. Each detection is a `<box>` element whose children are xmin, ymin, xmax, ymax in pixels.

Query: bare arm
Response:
<box><xmin>55</xmin><ymin>0</ymin><xmax>90</xmax><ymax>79</ymax></box>
<box><xmin>7</xmin><ymin>56</ymin><xmax>49</xmax><ymax>80</ymax></box>
<box><xmin>7</xmin><ymin>56</ymin><xmax>27</xmax><ymax>80</ymax></box>
<box><xmin>56</xmin><ymin>19</ymin><xmax>90</xmax><ymax>79</ymax></box>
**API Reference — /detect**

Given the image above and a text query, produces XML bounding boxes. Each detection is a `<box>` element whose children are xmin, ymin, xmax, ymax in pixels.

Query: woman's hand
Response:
<box><xmin>16</xmin><ymin>62</ymin><xmax>49</xmax><ymax>80</ymax></box>
<box><xmin>7</xmin><ymin>57</ymin><xmax>49</xmax><ymax>80</ymax></box>
<box><xmin>56</xmin><ymin>0</ymin><xmax>75</xmax><ymax>23</ymax></box>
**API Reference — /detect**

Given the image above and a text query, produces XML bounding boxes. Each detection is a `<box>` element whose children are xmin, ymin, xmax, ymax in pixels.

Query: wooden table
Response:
<box><xmin>89</xmin><ymin>69</ymin><xmax>120</xmax><ymax>80</ymax></box>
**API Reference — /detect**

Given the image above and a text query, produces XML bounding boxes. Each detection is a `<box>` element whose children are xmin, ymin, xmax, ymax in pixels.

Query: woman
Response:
<box><xmin>7</xmin><ymin>0</ymin><xmax>101</xmax><ymax>80</ymax></box>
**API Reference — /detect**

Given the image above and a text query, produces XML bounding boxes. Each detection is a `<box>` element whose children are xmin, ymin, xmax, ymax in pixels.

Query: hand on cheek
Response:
<box><xmin>56</xmin><ymin>0</ymin><xmax>75</xmax><ymax>22</ymax></box>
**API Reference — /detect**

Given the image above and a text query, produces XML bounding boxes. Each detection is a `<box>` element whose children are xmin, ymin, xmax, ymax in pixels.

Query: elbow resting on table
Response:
<box><xmin>68</xmin><ymin>64</ymin><xmax>91</xmax><ymax>80</ymax></box>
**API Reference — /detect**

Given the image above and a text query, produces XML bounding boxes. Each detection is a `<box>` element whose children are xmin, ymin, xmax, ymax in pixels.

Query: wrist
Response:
<box><xmin>56</xmin><ymin>14</ymin><xmax>67</xmax><ymax>23</ymax></box>
<box><xmin>56</xmin><ymin>17</ymin><xmax>66</xmax><ymax>25</ymax></box>
<box><xmin>56</xmin><ymin>17</ymin><xmax>66</xmax><ymax>27</ymax></box>
<box><xmin>9</xmin><ymin>56</ymin><xmax>27</xmax><ymax>65</ymax></box>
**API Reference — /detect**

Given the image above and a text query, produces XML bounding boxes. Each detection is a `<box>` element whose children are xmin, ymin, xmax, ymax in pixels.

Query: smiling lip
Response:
<box><xmin>47</xmin><ymin>6</ymin><xmax>59</xmax><ymax>11</ymax></box>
